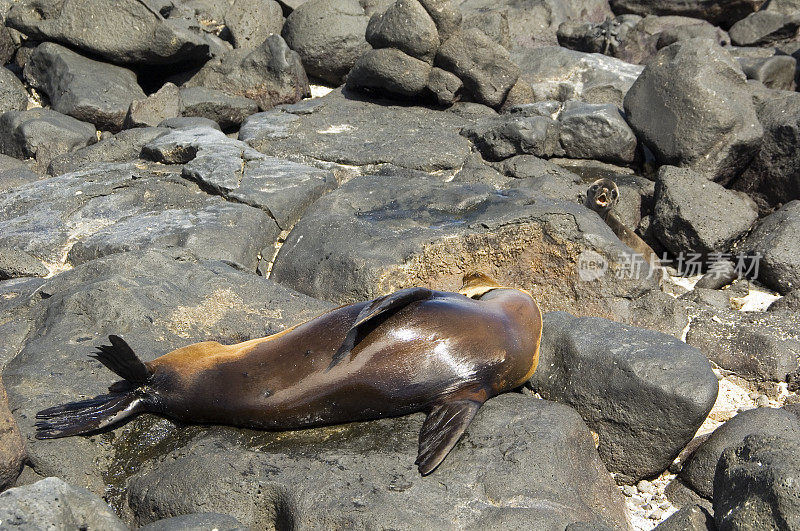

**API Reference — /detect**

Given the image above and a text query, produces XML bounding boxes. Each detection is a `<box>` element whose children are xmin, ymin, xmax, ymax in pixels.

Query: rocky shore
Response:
<box><xmin>0</xmin><ymin>0</ymin><xmax>799</xmax><ymax>529</ymax></box>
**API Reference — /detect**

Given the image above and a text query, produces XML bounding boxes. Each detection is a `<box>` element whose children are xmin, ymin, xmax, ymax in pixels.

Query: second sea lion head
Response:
<box><xmin>585</xmin><ymin>178</ymin><xmax>619</xmax><ymax>217</ymax></box>
<box><xmin>458</xmin><ymin>271</ymin><xmax>503</xmax><ymax>299</ymax></box>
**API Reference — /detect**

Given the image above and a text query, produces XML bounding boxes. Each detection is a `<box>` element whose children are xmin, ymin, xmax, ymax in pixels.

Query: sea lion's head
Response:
<box><xmin>458</xmin><ymin>272</ymin><xmax>502</xmax><ymax>299</ymax></box>
<box><xmin>585</xmin><ymin>178</ymin><xmax>619</xmax><ymax>218</ymax></box>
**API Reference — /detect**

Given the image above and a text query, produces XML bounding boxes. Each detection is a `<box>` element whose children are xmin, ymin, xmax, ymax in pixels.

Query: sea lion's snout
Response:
<box><xmin>595</xmin><ymin>190</ymin><xmax>609</xmax><ymax>207</ymax></box>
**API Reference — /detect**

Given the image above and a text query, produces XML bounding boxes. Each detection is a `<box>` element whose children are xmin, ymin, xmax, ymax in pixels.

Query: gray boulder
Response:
<box><xmin>742</xmin><ymin>201</ymin><xmax>800</xmax><ymax>294</ymax></box>
<box><xmin>123</xmin><ymin>82</ymin><xmax>182</xmax><ymax>129</ymax></box>
<box><xmin>47</xmin><ymin>127</ymin><xmax>170</xmax><ymax>176</ymax></box>
<box><xmin>511</xmin><ymin>46</ymin><xmax>644</xmax><ymax>108</ymax></box>
<box><xmin>436</xmin><ymin>28</ymin><xmax>519</xmax><ymax>108</ymax></box>
<box><xmin>734</xmin><ymin>92</ymin><xmax>800</xmax><ymax>209</ymax></box>
<box><xmin>681</xmin><ymin>407</ymin><xmax>800</xmax><ymax>499</ymax></box>
<box><xmin>0</xmin><ymin>67</ymin><xmax>28</xmax><ymax>114</ymax></box>
<box><xmin>608</xmin><ymin>0</ymin><xmax>765</xmax><ymax>28</ymax></box>
<box><xmin>737</xmin><ymin>54</ymin><xmax>797</xmax><ymax>91</ymax></box>
<box><xmin>623</xmin><ymin>39</ymin><xmax>763</xmax><ymax>184</ymax></box>
<box><xmin>270</xmin><ymin>174</ymin><xmax>667</xmax><ymax>333</ymax></box>
<box><xmin>125</xmin><ymin>395</ymin><xmax>629</xmax><ymax>530</ymax></box>
<box><xmin>179</xmin><ymin>87</ymin><xmax>258</xmax><ymax>130</ymax></box>
<box><xmin>282</xmin><ymin>0</ymin><xmax>370</xmax><ymax>85</ymax></box>
<box><xmin>530</xmin><ymin>312</ymin><xmax>718</xmax><ymax>484</ymax></box>
<box><xmin>729</xmin><ymin>10</ymin><xmax>800</xmax><ymax>46</ymax></box>
<box><xmin>183</xmin><ymin>155</ymin><xmax>337</xmax><ymax>230</ymax></box>
<box><xmin>24</xmin><ymin>42</ymin><xmax>145</xmax><ymax>132</ymax></box>
<box><xmin>0</xmin><ymin>247</ymin><xmax>48</xmax><ymax>280</ymax></box>
<box><xmin>0</xmin><ymin>109</ymin><xmax>96</xmax><ymax>168</ymax></box>
<box><xmin>3</xmin><ymin>250</ymin><xmax>333</xmax><ymax>496</ymax></box>
<box><xmin>186</xmin><ymin>34</ymin><xmax>309</xmax><ymax>111</ymax></box>
<box><xmin>0</xmin><ymin>277</ymin><xmax>44</xmax><ymax>370</ymax></box>
<box><xmin>347</xmin><ymin>47</ymin><xmax>432</xmax><ymax>97</ymax></box>
<box><xmin>366</xmin><ymin>0</ymin><xmax>439</xmax><ymax>62</ymax></box>
<box><xmin>6</xmin><ymin>0</ymin><xmax>211</xmax><ymax>65</ymax></box>
<box><xmin>460</xmin><ymin>114</ymin><xmax>563</xmax><ymax>161</ymax></box>
<box><xmin>0</xmin><ymin>374</ymin><xmax>24</xmax><ymax>490</ymax></box>
<box><xmin>714</xmin><ymin>434</ymin><xmax>800</xmax><ymax>529</ymax></box>
<box><xmin>0</xmin><ymin>477</ymin><xmax>127</xmax><ymax>530</ymax></box>
<box><xmin>685</xmin><ymin>304</ymin><xmax>800</xmax><ymax>381</ymax></box>
<box><xmin>652</xmin><ymin>166</ymin><xmax>758</xmax><ymax>257</ymax></box>
<box><xmin>558</xmin><ymin>101</ymin><xmax>637</xmax><ymax>164</ymax></box>
<box><xmin>768</xmin><ymin>290</ymin><xmax>800</xmax><ymax>313</ymax></box>
<box><xmin>0</xmin><ymin>162</ymin><xmax>278</xmax><ymax>272</ymax></box>
<box><xmin>160</xmin><ymin>116</ymin><xmax>222</xmax><ymax>131</ymax></box>
<box><xmin>224</xmin><ymin>0</ymin><xmax>284</xmax><ymax>50</ymax></box>
<box><xmin>243</xmin><ymin>88</ymin><xmax>473</xmax><ymax>172</ymax></box>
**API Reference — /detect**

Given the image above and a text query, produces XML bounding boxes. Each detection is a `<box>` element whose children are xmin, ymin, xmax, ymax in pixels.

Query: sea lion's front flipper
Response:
<box><xmin>329</xmin><ymin>287</ymin><xmax>433</xmax><ymax>369</ymax></box>
<box><xmin>416</xmin><ymin>397</ymin><xmax>483</xmax><ymax>475</ymax></box>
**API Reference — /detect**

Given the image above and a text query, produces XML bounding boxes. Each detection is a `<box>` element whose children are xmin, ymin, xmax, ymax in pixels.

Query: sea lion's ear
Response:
<box><xmin>416</xmin><ymin>397</ymin><xmax>484</xmax><ymax>475</ymax></box>
<box><xmin>459</xmin><ymin>272</ymin><xmax>501</xmax><ymax>299</ymax></box>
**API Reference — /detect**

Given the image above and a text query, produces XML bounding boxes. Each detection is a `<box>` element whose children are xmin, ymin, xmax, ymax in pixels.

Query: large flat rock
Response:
<box><xmin>271</xmin><ymin>173</ymin><xmax>666</xmax><ymax>331</ymax></box>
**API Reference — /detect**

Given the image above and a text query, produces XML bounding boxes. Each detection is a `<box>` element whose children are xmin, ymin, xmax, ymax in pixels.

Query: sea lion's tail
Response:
<box><xmin>35</xmin><ymin>335</ymin><xmax>152</xmax><ymax>439</ymax></box>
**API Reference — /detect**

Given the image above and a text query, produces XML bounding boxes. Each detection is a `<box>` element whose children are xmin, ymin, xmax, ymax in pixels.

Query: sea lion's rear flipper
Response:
<box><xmin>416</xmin><ymin>397</ymin><xmax>483</xmax><ymax>475</ymax></box>
<box><xmin>35</xmin><ymin>335</ymin><xmax>152</xmax><ymax>439</ymax></box>
<box><xmin>329</xmin><ymin>287</ymin><xmax>433</xmax><ymax>369</ymax></box>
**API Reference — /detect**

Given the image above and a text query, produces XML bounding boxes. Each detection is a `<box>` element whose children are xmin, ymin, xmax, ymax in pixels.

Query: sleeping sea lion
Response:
<box><xmin>585</xmin><ymin>178</ymin><xmax>659</xmax><ymax>267</ymax></box>
<box><xmin>36</xmin><ymin>272</ymin><xmax>543</xmax><ymax>475</ymax></box>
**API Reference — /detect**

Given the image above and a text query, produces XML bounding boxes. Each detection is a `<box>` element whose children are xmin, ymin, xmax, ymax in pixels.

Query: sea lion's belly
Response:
<box><xmin>155</xmin><ymin>295</ymin><xmax>536</xmax><ymax>429</ymax></box>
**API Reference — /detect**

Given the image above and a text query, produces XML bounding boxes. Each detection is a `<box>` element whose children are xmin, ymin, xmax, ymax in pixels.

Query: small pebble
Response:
<box><xmin>637</xmin><ymin>479</ymin><xmax>656</xmax><ymax>495</ymax></box>
<box><xmin>642</xmin><ymin>503</ymin><xmax>655</xmax><ymax>511</ymax></box>
<box><xmin>622</xmin><ymin>485</ymin><xmax>637</xmax><ymax>497</ymax></box>
<box><xmin>749</xmin><ymin>391</ymin><xmax>760</xmax><ymax>400</ymax></box>
<box><xmin>648</xmin><ymin>509</ymin><xmax>665</xmax><ymax>520</ymax></box>
<box><xmin>755</xmin><ymin>395</ymin><xmax>769</xmax><ymax>407</ymax></box>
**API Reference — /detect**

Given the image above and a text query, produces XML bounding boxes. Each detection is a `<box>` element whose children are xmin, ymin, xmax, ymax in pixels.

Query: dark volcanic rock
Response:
<box><xmin>186</xmin><ymin>34</ymin><xmax>310</xmax><ymax>111</ymax></box>
<box><xmin>0</xmin><ymin>477</ymin><xmax>127</xmax><ymax>530</ymax></box>
<box><xmin>511</xmin><ymin>46</ymin><xmax>643</xmax><ymax>108</ymax></box>
<box><xmin>529</xmin><ymin>311</ymin><xmax>718</xmax><ymax>484</ymax></box>
<box><xmin>460</xmin><ymin>115</ymin><xmax>563</xmax><ymax>161</ymax></box>
<box><xmin>0</xmin><ymin>158</ymin><xmax>39</xmax><ymax>192</ymax></box>
<box><xmin>281</xmin><ymin>0</ymin><xmax>371</xmax><ymax>85</ymax></box>
<box><xmin>224</xmin><ymin>0</ymin><xmax>284</xmax><ymax>49</ymax></box>
<box><xmin>653</xmin><ymin>504</ymin><xmax>714</xmax><ymax>531</ymax></box>
<box><xmin>652</xmin><ymin>166</ymin><xmax>758</xmax><ymax>257</ymax></box>
<box><xmin>366</xmin><ymin>0</ymin><xmax>439</xmax><ymax>62</ymax></box>
<box><xmin>729</xmin><ymin>11</ymin><xmax>800</xmax><ymax>46</ymax></box>
<box><xmin>768</xmin><ymin>290</ymin><xmax>800</xmax><ymax>313</ymax></box>
<box><xmin>436</xmin><ymin>28</ymin><xmax>519</xmax><ymax>108</ymax></box>
<box><xmin>734</xmin><ymin>92</ymin><xmax>800</xmax><ymax>208</ymax></box>
<box><xmin>0</xmin><ymin>276</ymin><xmax>44</xmax><ymax>369</ymax></box>
<box><xmin>609</xmin><ymin>0</ymin><xmax>766</xmax><ymax>28</ymax></box>
<box><xmin>183</xmin><ymin>154</ymin><xmax>337</xmax><ymax>230</ymax></box>
<box><xmin>47</xmin><ymin>127</ymin><xmax>169</xmax><ymax>176</ymax></box>
<box><xmin>123</xmin><ymin>83</ymin><xmax>182</xmax><ymax>129</ymax></box>
<box><xmin>558</xmin><ymin>101</ymin><xmax>637</xmax><ymax>164</ymax></box>
<box><xmin>685</xmin><ymin>304</ymin><xmax>800</xmax><ymax>381</ymax></box>
<box><xmin>459</xmin><ymin>0</ymin><xmax>613</xmax><ymax>49</ymax></box>
<box><xmin>139</xmin><ymin>512</ymin><xmax>247</xmax><ymax>531</ymax></box>
<box><xmin>0</xmin><ymin>247</ymin><xmax>49</xmax><ymax>280</ymax></box>
<box><xmin>270</xmin><ymin>174</ymin><xmax>665</xmax><ymax>332</ymax></box>
<box><xmin>462</xmin><ymin>11</ymin><xmax>509</xmax><ymax>48</ymax></box>
<box><xmin>681</xmin><ymin>408</ymin><xmax>800</xmax><ymax>499</ymax></box>
<box><xmin>347</xmin><ymin>47</ymin><xmax>432</xmax><ymax>97</ymax></box>
<box><xmin>0</xmin><ymin>375</ymin><xmax>24</xmax><ymax>490</ymax></box>
<box><xmin>0</xmin><ymin>162</ymin><xmax>278</xmax><ymax>272</ymax></box>
<box><xmin>715</xmin><ymin>434</ymin><xmax>800</xmax><ymax>530</ymax></box>
<box><xmin>24</xmin><ymin>42</ymin><xmax>145</xmax><ymax>132</ymax></box>
<box><xmin>742</xmin><ymin>201</ymin><xmax>800</xmax><ymax>294</ymax></box>
<box><xmin>0</xmin><ymin>66</ymin><xmax>28</xmax><ymax>114</ymax></box>
<box><xmin>6</xmin><ymin>0</ymin><xmax>211</xmax><ymax>65</ymax></box>
<box><xmin>737</xmin><ymin>55</ymin><xmax>797</xmax><ymax>91</ymax></box>
<box><xmin>125</xmin><ymin>395</ymin><xmax>629</xmax><ymax>530</ymax></box>
<box><xmin>179</xmin><ymin>87</ymin><xmax>258</xmax><ymax>131</ymax></box>
<box><xmin>0</xmin><ymin>109</ymin><xmax>96</xmax><ymax>167</ymax></box>
<box><xmin>425</xmin><ymin>66</ymin><xmax>463</xmax><ymax>105</ymax></box>
<box><xmin>3</xmin><ymin>250</ymin><xmax>332</xmax><ymax>495</ymax></box>
<box><xmin>623</xmin><ymin>39</ymin><xmax>763</xmax><ymax>184</ymax></box>
<box><xmin>242</xmin><ymin>88</ymin><xmax>473</xmax><ymax>172</ymax></box>
<box><xmin>160</xmin><ymin>116</ymin><xmax>221</xmax><ymax>131</ymax></box>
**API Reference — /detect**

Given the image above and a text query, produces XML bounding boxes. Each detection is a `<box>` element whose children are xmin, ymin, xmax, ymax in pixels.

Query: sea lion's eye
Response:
<box><xmin>590</xmin><ymin>185</ymin><xmax>598</xmax><ymax>191</ymax></box>
<box><xmin>611</xmin><ymin>190</ymin><xmax>618</xmax><ymax>199</ymax></box>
